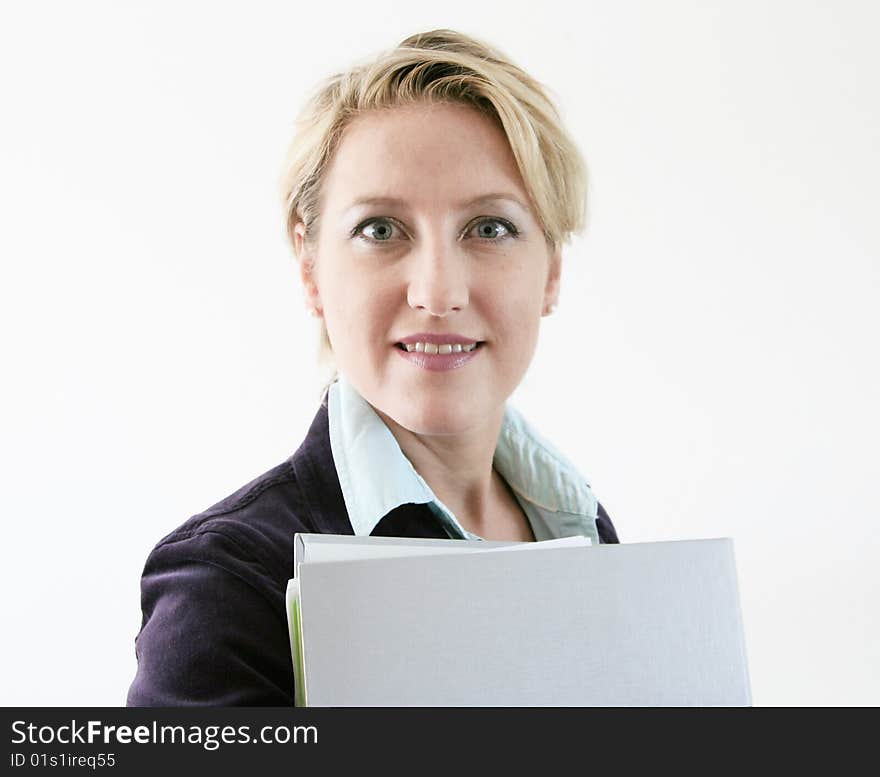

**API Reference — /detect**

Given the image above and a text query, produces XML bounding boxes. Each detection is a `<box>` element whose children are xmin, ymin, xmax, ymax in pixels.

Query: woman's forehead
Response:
<box><xmin>335</xmin><ymin>104</ymin><xmax>510</xmax><ymax>163</ymax></box>
<box><xmin>323</xmin><ymin>104</ymin><xmax>528</xmax><ymax>212</ymax></box>
<box><xmin>339</xmin><ymin>192</ymin><xmax>532</xmax><ymax>222</ymax></box>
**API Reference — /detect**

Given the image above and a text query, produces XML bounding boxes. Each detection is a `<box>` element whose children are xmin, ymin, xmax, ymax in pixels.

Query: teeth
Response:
<box><xmin>404</xmin><ymin>342</ymin><xmax>478</xmax><ymax>353</ymax></box>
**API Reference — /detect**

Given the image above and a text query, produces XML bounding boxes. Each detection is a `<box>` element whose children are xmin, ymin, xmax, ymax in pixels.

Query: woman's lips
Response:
<box><xmin>394</xmin><ymin>342</ymin><xmax>485</xmax><ymax>372</ymax></box>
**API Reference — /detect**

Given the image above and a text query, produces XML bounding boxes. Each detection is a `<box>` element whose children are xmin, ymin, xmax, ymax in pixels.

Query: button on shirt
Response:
<box><xmin>327</xmin><ymin>373</ymin><xmax>602</xmax><ymax>544</ymax></box>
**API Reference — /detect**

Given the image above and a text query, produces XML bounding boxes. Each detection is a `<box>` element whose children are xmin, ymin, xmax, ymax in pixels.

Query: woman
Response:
<box><xmin>127</xmin><ymin>28</ymin><xmax>620</xmax><ymax>706</ymax></box>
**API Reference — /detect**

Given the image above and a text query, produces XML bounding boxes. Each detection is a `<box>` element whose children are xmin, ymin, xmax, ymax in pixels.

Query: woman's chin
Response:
<box><xmin>388</xmin><ymin>403</ymin><xmax>483</xmax><ymax>438</ymax></box>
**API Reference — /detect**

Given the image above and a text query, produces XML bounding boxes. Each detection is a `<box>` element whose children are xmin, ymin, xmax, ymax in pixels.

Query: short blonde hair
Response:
<box><xmin>278</xmin><ymin>28</ymin><xmax>589</xmax><ymax>401</ymax></box>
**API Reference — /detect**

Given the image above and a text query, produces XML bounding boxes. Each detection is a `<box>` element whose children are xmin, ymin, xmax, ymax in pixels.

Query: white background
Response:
<box><xmin>2</xmin><ymin>1</ymin><xmax>877</xmax><ymax>706</ymax></box>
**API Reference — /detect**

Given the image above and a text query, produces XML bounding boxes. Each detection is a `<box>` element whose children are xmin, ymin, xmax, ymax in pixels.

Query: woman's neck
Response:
<box><xmin>373</xmin><ymin>404</ymin><xmax>513</xmax><ymax>533</ymax></box>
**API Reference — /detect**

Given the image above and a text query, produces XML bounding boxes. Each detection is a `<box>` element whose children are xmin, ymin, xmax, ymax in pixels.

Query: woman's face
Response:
<box><xmin>295</xmin><ymin>101</ymin><xmax>560</xmax><ymax>437</ymax></box>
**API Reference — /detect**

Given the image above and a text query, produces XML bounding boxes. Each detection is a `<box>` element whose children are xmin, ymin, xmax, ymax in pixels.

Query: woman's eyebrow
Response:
<box><xmin>342</xmin><ymin>192</ymin><xmax>529</xmax><ymax>215</ymax></box>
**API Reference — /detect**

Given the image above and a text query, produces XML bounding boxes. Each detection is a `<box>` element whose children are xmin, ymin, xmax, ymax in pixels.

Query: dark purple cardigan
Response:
<box><xmin>126</xmin><ymin>396</ymin><xmax>620</xmax><ymax>706</ymax></box>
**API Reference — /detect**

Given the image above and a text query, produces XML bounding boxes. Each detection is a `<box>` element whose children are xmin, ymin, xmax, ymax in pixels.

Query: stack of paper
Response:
<box><xmin>285</xmin><ymin>534</ymin><xmax>751</xmax><ymax>707</ymax></box>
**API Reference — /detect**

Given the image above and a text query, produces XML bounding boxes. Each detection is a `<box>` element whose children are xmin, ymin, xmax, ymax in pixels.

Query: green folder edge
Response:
<box><xmin>286</xmin><ymin>583</ymin><xmax>308</xmax><ymax>707</ymax></box>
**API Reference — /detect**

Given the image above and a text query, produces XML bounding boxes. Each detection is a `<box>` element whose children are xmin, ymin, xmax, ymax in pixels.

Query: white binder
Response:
<box><xmin>286</xmin><ymin>535</ymin><xmax>751</xmax><ymax>707</ymax></box>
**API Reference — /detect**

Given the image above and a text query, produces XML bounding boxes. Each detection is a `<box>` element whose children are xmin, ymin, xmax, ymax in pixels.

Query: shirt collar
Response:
<box><xmin>327</xmin><ymin>372</ymin><xmax>598</xmax><ymax>538</ymax></box>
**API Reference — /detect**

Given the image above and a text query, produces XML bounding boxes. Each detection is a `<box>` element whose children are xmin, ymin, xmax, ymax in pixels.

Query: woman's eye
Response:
<box><xmin>469</xmin><ymin>218</ymin><xmax>517</xmax><ymax>241</ymax></box>
<box><xmin>357</xmin><ymin>218</ymin><xmax>398</xmax><ymax>242</ymax></box>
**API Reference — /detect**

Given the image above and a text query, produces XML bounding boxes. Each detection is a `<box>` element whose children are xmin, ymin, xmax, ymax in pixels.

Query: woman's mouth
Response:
<box><xmin>393</xmin><ymin>341</ymin><xmax>485</xmax><ymax>371</ymax></box>
<box><xmin>394</xmin><ymin>341</ymin><xmax>483</xmax><ymax>353</ymax></box>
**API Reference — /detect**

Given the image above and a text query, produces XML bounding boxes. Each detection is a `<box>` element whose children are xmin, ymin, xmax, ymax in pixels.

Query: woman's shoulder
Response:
<box><xmin>596</xmin><ymin>501</ymin><xmax>620</xmax><ymax>544</ymax></box>
<box><xmin>145</xmin><ymin>456</ymin><xmax>313</xmax><ymax>596</ymax></box>
<box><xmin>128</xmin><ymin>402</ymin><xmax>347</xmax><ymax>706</ymax></box>
<box><xmin>143</xmin><ymin>397</ymin><xmax>347</xmax><ymax>589</ymax></box>
<box><xmin>129</xmin><ymin>456</ymin><xmax>316</xmax><ymax>706</ymax></box>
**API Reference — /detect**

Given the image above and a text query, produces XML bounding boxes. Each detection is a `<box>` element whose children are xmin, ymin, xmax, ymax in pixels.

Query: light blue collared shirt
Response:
<box><xmin>327</xmin><ymin>373</ymin><xmax>600</xmax><ymax>544</ymax></box>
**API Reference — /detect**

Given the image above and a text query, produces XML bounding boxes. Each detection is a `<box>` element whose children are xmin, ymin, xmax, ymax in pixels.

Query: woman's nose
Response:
<box><xmin>406</xmin><ymin>241</ymin><xmax>469</xmax><ymax>316</ymax></box>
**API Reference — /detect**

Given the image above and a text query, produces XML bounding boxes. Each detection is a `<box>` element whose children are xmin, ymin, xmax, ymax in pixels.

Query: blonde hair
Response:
<box><xmin>278</xmin><ymin>28</ymin><xmax>589</xmax><ymax>402</ymax></box>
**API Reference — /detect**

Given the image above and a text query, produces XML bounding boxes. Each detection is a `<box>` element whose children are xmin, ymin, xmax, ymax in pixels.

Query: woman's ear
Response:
<box><xmin>293</xmin><ymin>221</ymin><xmax>322</xmax><ymax>315</ymax></box>
<box><xmin>542</xmin><ymin>244</ymin><xmax>562</xmax><ymax>315</ymax></box>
